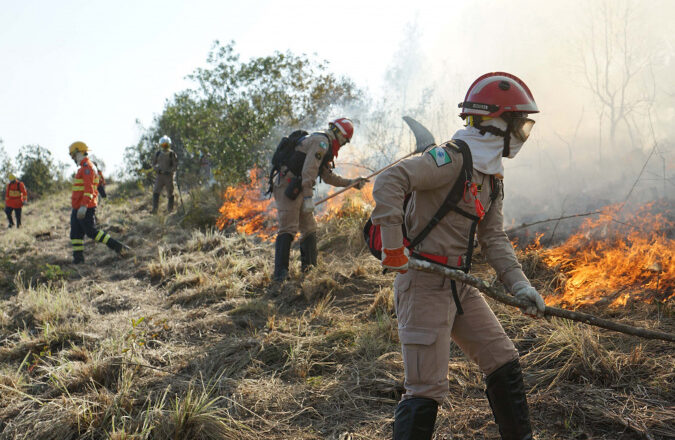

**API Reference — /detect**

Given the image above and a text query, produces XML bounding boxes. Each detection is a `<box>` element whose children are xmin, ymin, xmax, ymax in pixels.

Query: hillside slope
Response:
<box><xmin>0</xmin><ymin>189</ymin><xmax>673</xmax><ymax>439</ymax></box>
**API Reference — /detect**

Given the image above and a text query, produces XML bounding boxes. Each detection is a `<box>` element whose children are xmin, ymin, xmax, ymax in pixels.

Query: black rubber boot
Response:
<box><xmin>393</xmin><ymin>397</ymin><xmax>438</xmax><ymax>440</ymax></box>
<box><xmin>106</xmin><ymin>237</ymin><xmax>130</xmax><ymax>257</ymax></box>
<box><xmin>73</xmin><ymin>251</ymin><xmax>84</xmax><ymax>264</ymax></box>
<box><xmin>151</xmin><ymin>193</ymin><xmax>160</xmax><ymax>214</ymax></box>
<box><xmin>273</xmin><ymin>233</ymin><xmax>293</xmax><ymax>281</ymax></box>
<box><xmin>167</xmin><ymin>195</ymin><xmax>175</xmax><ymax>212</ymax></box>
<box><xmin>486</xmin><ymin>359</ymin><xmax>534</xmax><ymax>440</ymax></box>
<box><xmin>299</xmin><ymin>233</ymin><xmax>318</xmax><ymax>272</ymax></box>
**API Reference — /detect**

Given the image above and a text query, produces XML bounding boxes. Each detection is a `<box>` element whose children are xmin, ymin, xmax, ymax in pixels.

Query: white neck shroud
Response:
<box><xmin>452</xmin><ymin>117</ymin><xmax>525</xmax><ymax>176</ymax></box>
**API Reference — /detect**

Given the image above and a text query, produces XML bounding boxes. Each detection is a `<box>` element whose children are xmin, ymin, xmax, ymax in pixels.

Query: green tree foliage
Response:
<box><xmin>16</xmin><ymin>145</ymin><xmax>64</xmax><ymax>198</ymax></box>
<box><xmin>0</xmin><ymin>140</ymin><xmax>13</xmax><ymax>182</ymax></box>
<box><xmin>125</xmin><ymin>41</ymin><xmax>361</xmax><ymax>186</ymax></box>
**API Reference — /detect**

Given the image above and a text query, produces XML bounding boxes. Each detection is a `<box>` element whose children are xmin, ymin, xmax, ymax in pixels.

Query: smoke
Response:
<box><xmin>332</xmin><ymin>0</ymin><xmax>674</xmax><ymax>238</ymax></box>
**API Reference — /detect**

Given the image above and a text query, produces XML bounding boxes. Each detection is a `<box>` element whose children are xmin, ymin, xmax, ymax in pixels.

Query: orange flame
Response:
<box><xmin>541</xmin><ymin>201</ymin><xmax>674</xmax><ymax>308</ymax></box>
<box><xmin>320</xmin><ymin>180</ymin><xmax>375</xmax><ymax>218</ymax></box>
<box><xmin>216</xmin><ymin>168</ymin><xmax>276</xmax><ymax>241</ymax></box>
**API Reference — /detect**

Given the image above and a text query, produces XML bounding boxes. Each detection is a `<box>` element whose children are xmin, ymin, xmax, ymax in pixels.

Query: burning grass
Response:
<box><xmin>524</xmin><ymin>200</ymin><xmax>675</xmax><ymax>308</ymax></box>
<box><xmin>216</xmin><ymin>168</ymin><xmax>276</xmax><ymax>241</ymax></box>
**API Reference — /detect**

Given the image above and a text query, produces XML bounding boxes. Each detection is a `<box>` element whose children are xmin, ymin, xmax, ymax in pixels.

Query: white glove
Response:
<box><xmin>301</xmin><ymin>196</ymin><xmax>315</xmax><ymax>213</ymax></box>
<box><xmin>76</xmin><ymin>206</ymin><xmax>87</xmax><ymax>220</ymax></box>
<box><xmin>512</xmin><ymin>281</ymin><xmax>546</xmax><ymax>318</ymax></box>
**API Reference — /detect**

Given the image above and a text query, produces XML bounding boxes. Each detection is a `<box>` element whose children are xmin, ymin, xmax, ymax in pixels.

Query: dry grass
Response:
<box><xmin>0</xmin><ymin>186</ymin><xmax>672</xmax><ymax>439</ymax></box>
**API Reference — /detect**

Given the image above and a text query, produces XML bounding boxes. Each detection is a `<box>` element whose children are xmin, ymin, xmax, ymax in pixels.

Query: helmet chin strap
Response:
<box><xmin>473</xmin><ymin>118</ymin><xmax>513</xmax><ymax>157</ymax></box>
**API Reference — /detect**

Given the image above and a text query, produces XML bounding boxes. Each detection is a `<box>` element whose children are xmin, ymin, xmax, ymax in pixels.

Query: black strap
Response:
<box><xmin>489</xmin><ymin>175</ymin><xmax>501</xmax><ymax>202</ymax></box>
<box><xmin>451</xmin><ymin>280</ymin><xmax>464</xmax><ymax>315</ymax></box>
<box><xmin>407</xmin><ymin>139</ymin><xmax>474</xmax><ymax>250</ymax></box>
<box><xmin>316</xmin><ymin>133</ymin><xmax>335</xmax><ymax>182</ymax></box>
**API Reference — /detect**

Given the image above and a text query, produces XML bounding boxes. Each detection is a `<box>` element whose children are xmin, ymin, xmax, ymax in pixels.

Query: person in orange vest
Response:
<box><xmin>5</xmin><ymin>173</ymin><xmax>27</xmax><ymax>228</ymax></box>
<box><xmin>69</xmin><ymin>141</ymin><xmax>129</xmax><ymax>264</ymax></box>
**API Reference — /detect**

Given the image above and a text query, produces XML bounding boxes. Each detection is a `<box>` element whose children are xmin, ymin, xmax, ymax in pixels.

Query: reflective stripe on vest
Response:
<box><xmin>72</xmin><ymin>178</ymin><xmax>84</xmax><ymax>191</ymax></box>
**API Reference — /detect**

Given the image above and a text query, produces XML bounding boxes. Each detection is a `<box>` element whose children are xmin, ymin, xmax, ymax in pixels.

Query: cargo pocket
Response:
<box><xmin>399</xmin><ymin>327</ymin><xmax>438</xmax><ymax>386</ymax></box>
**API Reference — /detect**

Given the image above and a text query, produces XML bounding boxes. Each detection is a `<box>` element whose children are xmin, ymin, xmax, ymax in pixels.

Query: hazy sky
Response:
<box><xmin>1</xmin><ymin>0</ymin><xmax>673</xmax><ymax>179</ymax></box>
<box><xmin>0</xmin><ymin>0</ymin><xmax>432</xmax><ymax>173</ymax></box>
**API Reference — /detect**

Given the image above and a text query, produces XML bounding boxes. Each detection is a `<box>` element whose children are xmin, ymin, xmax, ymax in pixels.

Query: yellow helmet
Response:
<box><xmin>69</xmin><ymin>141</ymin><xmax>89</xmax><ymax>156</ymax></box>
<box><xmin>8</xmin><ymin>173</ymin><xmax>15</xmax><ymax>181</ymax></box>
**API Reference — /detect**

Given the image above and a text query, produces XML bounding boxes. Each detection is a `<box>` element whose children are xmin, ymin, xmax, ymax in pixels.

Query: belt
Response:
<box><xmin>405</xmin><ymin>242</ymin><xmax>466</xmax><ymax>315</ymax></box>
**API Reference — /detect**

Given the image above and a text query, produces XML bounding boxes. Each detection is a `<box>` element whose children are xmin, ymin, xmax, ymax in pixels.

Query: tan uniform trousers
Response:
<box><xmin>154</xmin><ymin>173</ymin><xmax>175</xmax><ymax>198</ymax></box>
<box><xmin>395</xmin><ymin>269</ymin><xmax>519</xmax><ymax>403</ymax></box>
<box><xmin>273</xmin><ymin>174</ymin><xmax>316</xmax><ymax>240</ymax></box>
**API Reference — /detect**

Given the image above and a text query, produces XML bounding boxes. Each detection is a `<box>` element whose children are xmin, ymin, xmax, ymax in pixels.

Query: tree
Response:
<box><xmin>581</xmin><ymin>0</ymin><xmax>656</xmax><ymax>159</ymax></box>
<box><xmin>0</xmin><ymin>139</ymin><xmax>13</xmax><ymax>182</ymax></box>
<box><xmin>16</xmin><ymin>145</ymin><xmax>62</xmax><ymax>197</ymax></box>
<box><xmin>125</xmin><ymin>41</ymin><xmax>362</xmax><ymax>186</ymax></box>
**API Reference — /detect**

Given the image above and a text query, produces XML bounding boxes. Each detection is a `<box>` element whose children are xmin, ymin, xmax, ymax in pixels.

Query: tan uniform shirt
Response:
<box><xmin>294</xmin><ymin>132</ymin><xmax>351</xmax><ymax>197</ymax></box>
<box><xmin>153</xmin><ymin>149</ymin><xmax>178</xmax><ymax>174</ymax></box>
<box><xmin>371</xmin><ymin>141</ymin><xmax>529</xmax><ymax>292</ymax></box>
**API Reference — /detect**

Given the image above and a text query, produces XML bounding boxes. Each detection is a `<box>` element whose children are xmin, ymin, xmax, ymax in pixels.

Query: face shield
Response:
<box><xmin>503</xmin><ymin>112</ymin><xmax>535</xmax><ymax>142</ymax></box>
<box><xmin>513</xmin><ymin>117</ymin><xmax>535</xmax><ymax>142</ymax></box>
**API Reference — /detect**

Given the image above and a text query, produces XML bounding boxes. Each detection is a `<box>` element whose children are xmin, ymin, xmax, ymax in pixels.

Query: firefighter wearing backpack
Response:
<box><xmin>371</xmin><ymin>73</ymin><xmax>545</xmax><ymax>440</ymax></box>
<box><xmin>151</xmin><ymin>135</ymin><xmax>178</xmax><ymax>213</ymax></box>
<box><xmin>271</xmin><ymin>118</ymin><xmax>367</xmax><ymax>281</ymax></box>
<box><xmin>69</xmin><ymin>141</ymin><xmax>129</xmax><ymax>264</ymax></box>
<box><xmin>5</xmin><ymin>173</ymin><xmax>27</xmax><ymax>228</ymax></box>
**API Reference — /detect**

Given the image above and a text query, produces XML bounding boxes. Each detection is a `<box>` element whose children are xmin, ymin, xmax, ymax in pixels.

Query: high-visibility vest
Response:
<box><xmin>5</xmin><ymin>180</ymin><xmax>27</xmax><ymax>208</ymax></box>
<box><xmin>71</xmin><ymin>158</ymin><xmax>100</xmax><ymax>209</ymax></box>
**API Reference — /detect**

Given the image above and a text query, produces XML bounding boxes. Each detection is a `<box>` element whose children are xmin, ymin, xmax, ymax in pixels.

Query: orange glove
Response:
<box><xmin>382</xmin><ymin>246</ymin><xmax>409</xmax><ymax>273</ymax></box>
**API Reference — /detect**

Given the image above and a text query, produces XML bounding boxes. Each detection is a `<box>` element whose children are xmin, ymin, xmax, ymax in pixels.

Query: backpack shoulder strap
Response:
<box><xmin>408</xmin><ymin>139</ymin><xmax>476</xmax><ymax>249</ymax></box>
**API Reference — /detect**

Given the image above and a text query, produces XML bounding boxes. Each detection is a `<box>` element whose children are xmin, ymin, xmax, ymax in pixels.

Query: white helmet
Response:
<box><xmin>159</xmin><ymin>135</ymin><xmax>172</xmax><ymax>148</ymax></box>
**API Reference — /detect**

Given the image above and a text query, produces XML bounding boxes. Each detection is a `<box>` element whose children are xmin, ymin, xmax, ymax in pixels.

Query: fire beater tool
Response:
<box><xmin>409</xmin><ymin>258</ymin><xmax>675</xmax><ymax>342</ymax></box>
<box><xmin>314</xmin><ymin>116</ymin><xmax>435</xmax><ymax>206</ymax></box>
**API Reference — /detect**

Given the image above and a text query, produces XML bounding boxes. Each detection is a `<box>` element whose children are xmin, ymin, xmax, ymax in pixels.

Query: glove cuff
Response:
<box><xmin>382</xmin><ymin>246</ymin><xmax>407</xmax><ymax>258</ymax></box>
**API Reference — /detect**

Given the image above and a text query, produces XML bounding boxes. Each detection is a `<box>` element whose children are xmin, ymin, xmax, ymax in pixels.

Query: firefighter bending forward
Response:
<box><xmin>272</xmin><ymin>118</ymin><xmax>367</xmax><ymax>281</ymax></box>
<box><xmin>69</xmin><ymin>141</ymin><xmax>129</xmax><ymax>264</ymax></box>
<box><xmin>372</xmin><ymin>73</ymin><xmax>546</xmax><ymax>440</ymax></box>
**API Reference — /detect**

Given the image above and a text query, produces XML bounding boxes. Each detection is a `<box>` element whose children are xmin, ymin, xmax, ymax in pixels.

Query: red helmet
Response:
<box><xmin>329</xmin><ymin>118</ymin><xmax>354</xmax><ymax>142</ymax></box>
<box><xmin>458</xmin><ymin>72</ymin><xmax>539</xmax><ymax>118</ymax></box>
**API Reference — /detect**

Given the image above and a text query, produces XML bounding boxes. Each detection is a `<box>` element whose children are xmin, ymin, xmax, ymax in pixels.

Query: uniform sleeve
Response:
<box><xmin>320</xmin><ymin>167</ymin><xmax>352</xmax><ymax>187</ymax></box>
<box><xmin>81</xmin><ymin>165</ymin><xmax>96</xmax><ymax>206</ymax></box>
<box><xmin>477</xmin><ymin>185</ymin><xmax>529</xmax><ymax>292</ymax></box>
<box><xmin>371</xmin><ymin>147</ymin><xmax>462</xmax><ymax>249</ymax></box>
<box><xmin>20</xmin><ymin>182</ymin><xmax>27</xmax><ymax>201</ymax></box>
<box><xmin>301</xmin><ymin>137</ymin><xmax>330</xmax><ymax>197</ymax></box>
<box><xmin>152</xmin><ymin>151</ymin><xmax>158</xmax><ymax>168</ymax></box>
<box><xmin>171</xmin><ymin>151</ymin><xmax>178</xmax><ymax>172</ymax></box>
<box><xmin>4</xmin><ymin>184</ymin><xmax>9</xmax><ymax>201</ymax></box>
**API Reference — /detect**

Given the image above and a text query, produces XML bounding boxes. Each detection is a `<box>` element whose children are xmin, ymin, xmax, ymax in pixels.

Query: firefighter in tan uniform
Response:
<box><xmin>372</xmin><ymin>73</ymin><xmax>545</xmax><ymax>440</ymax></box>
<box><xmin>152</xmin><ymin>135</ymin><xmax>178</xmax><ymax>213</ymax></box>
<box><xmin>272</xmin><ymin>118</ymin><xmax>367</xmax><ymax>281</ymax></box>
